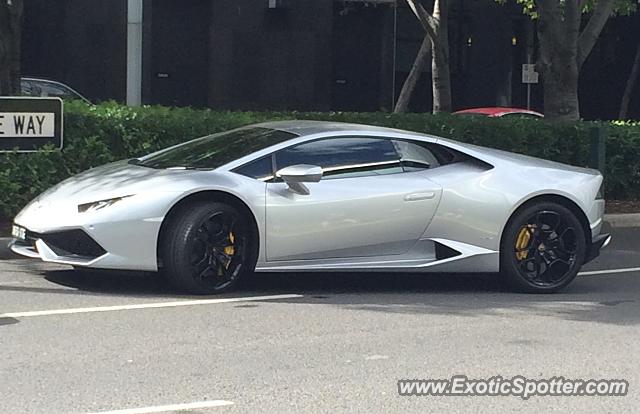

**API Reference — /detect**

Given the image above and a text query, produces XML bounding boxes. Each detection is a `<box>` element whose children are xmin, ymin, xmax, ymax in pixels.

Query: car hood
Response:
<box><xmin>32</xmin><ymin>160</ymin><xmax>212</xmax><ymax>206</ymax></box>
<box><xmin>13</xmin><ymin>160</ymin><xmax>248</xmax><ymax>231</ymax></box>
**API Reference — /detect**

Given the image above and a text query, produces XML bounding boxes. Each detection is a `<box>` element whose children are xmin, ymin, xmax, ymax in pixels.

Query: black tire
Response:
<box><xmin>500</xmin><ymin>202</ymin><xmax>586</xmax><ymax>293</ymax></box>
<box><xmin>160</xmin><ymin>201</ymin><xmax>257</xmax><ymax>294</ymax></box>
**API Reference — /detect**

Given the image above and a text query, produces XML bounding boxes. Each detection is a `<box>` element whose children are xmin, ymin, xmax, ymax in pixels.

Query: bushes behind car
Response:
<box><xmin>1</xmin><ymin>100</ymin><xmax>639</xmax><ymax>220</ymax></box>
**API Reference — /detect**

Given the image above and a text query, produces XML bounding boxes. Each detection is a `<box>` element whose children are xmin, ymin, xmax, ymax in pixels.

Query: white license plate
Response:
<box><xmin>11</xmin><ymin>225</ymin><xmax>26</xmax><ymax>240</ymax></box>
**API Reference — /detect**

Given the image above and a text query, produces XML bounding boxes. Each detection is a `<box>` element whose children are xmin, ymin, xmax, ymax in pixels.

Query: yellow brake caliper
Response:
<box><xmin>515</xmin><ymin>225</ymin><xmax>534</xmax><ymax>261</ymax></box>
<box><xmin>223</xmin><ymin>232</ymin><xmax>235</xmax><ymax>269</ymax></box>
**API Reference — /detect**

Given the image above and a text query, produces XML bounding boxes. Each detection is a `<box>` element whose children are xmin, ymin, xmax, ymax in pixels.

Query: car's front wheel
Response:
<box><xmin>161</xmin><ymin>201</ymin><xmax>256</xmax><ymax>294</ymax></box>
<box><xmin>501</xmin><ymin>202</ymin><xmax>586</xmax><ymax>293</ymax></box>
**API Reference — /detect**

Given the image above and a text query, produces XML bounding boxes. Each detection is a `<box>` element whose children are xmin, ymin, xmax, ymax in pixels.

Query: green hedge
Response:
<box><xmin>1</xmin><ymin>101</ymin><xmax>639</xmax><ymax>220</ymax></box>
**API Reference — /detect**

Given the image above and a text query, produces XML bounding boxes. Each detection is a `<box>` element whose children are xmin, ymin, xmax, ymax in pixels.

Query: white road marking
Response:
<box><xmin>0</xmin><ymin>294</ymin><xmax>302</xmax><ymax>318</ymax></box>
<box><xmin>579</xmin><ymin>267</ymin><xmax>640</xmax><ymax>276</ymax></box>
<box><xmin>85</xmin><ymin>400</ymin><xmax>234</xmax><ymax>414</ymax></box>
<box><xmin>364</xmin><ymin>354</ymin><xmax>389</xmax><ymax>360</ymax></box>
<box><xmin>0</xmin><ymin>280</ymin><xmax>45</xmax><ymax>286</ymax></box>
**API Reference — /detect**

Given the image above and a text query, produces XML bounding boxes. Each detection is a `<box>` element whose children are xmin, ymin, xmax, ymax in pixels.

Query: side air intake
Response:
<box><xmin>434</xmin><ymin>241</ymin><xmax>462</xmax><ymax>260</ymax></box>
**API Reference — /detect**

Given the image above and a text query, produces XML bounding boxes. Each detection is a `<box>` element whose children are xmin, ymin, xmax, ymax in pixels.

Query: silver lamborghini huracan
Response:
<box><xmin>10</xmin><ymin>121</ymin><xmax>610</xmax><ymax>293</ymax></box>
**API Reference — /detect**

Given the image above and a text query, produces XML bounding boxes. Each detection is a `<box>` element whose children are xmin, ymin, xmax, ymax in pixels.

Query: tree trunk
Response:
<box><xmin>0</xmin><ymin>0</ymin><xmax>24</xmax><ymax>96</ymax></box>
<box><xmin>535</xmin><ymin>0</ymin><xmax>615</xmax><ymax>121</ymax></box>
<box><xmin>537</xmin><ymin>0</ymin><xmax>580</xmax><ymax>120</ymax></box>
<box><xmin>541</xmin><ymin>63</ymin><xmax>580</xmax><ymax>121</ymax></box>
<box><xmin>394</xmin><ymin>35</ymin><xmax>431</xmax><ymax>113</ymax></box>
<box><xmin>430</xmin><ymin>0</ymin><xmax>451</xmax><ymax>113</ymax></box>
<box><xmin>619</xmin><ymin>41</ymin><xmax>640</xmax><ymax>119</ymax></box>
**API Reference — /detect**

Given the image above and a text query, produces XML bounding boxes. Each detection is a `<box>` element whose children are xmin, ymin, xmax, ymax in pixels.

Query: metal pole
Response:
<box><xmin>589</xmin><ymin>126</ymin><xmax>606</xmax><ymax>173</ymax></box>
<box><xmin>391</xmin><ymin>0</ymin><xmax>398</xmax><ymax>111</ymax></box>
<box><xmin>525</xmin><ymin>19</ymin><xmax>533</xmax><ymax>110</ymax></box>
<box><xmin>127</xmin><ymin>0</ymin><xmax>143</xmax><ymax>106</ymax></box>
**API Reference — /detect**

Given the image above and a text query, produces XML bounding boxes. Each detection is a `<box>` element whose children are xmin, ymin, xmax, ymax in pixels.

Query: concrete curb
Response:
<box><xmin>1</xmin><ymin>214</ymin><xmax>639</xmax><ymax>261</ymax></box>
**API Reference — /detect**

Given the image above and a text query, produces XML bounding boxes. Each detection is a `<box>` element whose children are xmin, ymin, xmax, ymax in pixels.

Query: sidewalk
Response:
<box><xmin>2</xmin><ymin>213</ymin><xmax>639</xmax><ymax>261</ymax></box>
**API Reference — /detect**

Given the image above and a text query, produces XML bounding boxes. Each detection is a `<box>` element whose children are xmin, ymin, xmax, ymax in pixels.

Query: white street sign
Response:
<box><xmin>0</xmin><ymin>97</ymin><xmax>63</xmax><ymax>152</ymax></box>
<box><xmin>522</xmin><ymin>64</ymin><xmax>539</xmax><ymax>84</ymax></box>
<box><xmin>0</xmin><ymin>112</ymin><xmax>55</xmax><ymax>137</ymax></box>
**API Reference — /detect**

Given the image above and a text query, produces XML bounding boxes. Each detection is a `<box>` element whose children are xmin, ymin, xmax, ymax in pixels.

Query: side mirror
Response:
<box><xmin>276</xmin><ymin>164</ymin><xmax>323</xmax><ymax>195</ymax></box>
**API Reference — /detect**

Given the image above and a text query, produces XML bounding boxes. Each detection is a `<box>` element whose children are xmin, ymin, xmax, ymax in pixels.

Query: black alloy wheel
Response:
<box><xmin>501</xmin><ymin>202</ymin><xmax>586</xmax><ymax>293</ymax></box>
<box><xmin>162</xmin><ymin>201</ymin><xmax>256</xmax><ymax>294</ymax></box>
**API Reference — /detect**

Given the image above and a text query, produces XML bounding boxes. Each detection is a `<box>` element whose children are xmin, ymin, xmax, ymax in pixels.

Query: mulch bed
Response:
<box><xmin>605</xmin><ymin>200</ymin><xmax>640</xmax><ymax>214</ymax></box>
<box><xmin>0</xmin><ymin>221</ymin><xmax>10</xmax><ymax>236</ymax></box>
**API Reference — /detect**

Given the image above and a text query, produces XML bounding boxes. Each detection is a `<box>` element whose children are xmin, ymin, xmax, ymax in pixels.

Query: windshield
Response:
<box><xmin>136</xmin><ymin>127</ymin><xmax>296</xmax><ymax>169</ymax></box>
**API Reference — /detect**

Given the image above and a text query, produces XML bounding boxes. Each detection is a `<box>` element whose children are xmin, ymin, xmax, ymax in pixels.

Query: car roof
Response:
<box><xmin>22</xmin><ymin>77</ymin><xmax>67</xmax><ymax>84</ymax></box>
<box><xmin>254</xmin><ymin>120</ymin><xmax>429</xmax><ymax>137</ymax></box>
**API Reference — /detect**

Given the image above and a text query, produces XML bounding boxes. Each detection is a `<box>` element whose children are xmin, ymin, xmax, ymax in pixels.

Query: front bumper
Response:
<box><xmin>10</xmin><ymin>227</ymin><xmax>108</xmax><ymax>265</ymax></box>
<box><xmin>10</xmin><ymin>218</ymin><xmax>163</xmax><ymax>271</ymax></box>
<box><xmin>584</xmin><ymin>233</ymin><xmax>611</xmax><ymax>264</ymax></box>
<box><xmin>10</xmin><ymin>191</ymin><xmax>182</xmax><ymax>271</ymax></box>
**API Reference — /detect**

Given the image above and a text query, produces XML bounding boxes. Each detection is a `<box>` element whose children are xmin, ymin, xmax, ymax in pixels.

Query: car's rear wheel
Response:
<box><xmin>501</xmin><ymin>202</ymin><xmax>586</xmax><ymax>293</ymax></box>
<box><xmin>161</xmin><ymin>201</ymin><xmax>256</xmax><ymax>294</ymax></box>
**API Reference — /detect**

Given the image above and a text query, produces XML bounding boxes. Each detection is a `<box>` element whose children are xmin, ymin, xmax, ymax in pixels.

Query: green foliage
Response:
<box><xmin>1</xmin><ymin>100</ymin><xmax>639</xmax><ymax>220</ymax></box>
<box><xmin>508</xmin><ymin>0</ymin><xmax>637</xmax><ymax>18</ymax></box>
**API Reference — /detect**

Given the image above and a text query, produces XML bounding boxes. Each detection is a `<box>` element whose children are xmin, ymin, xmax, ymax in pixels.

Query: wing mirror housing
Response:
<box><xmin>276</xmin><ymin>164</ymin><xmax>323</xmax><ymax>195</ymax></box>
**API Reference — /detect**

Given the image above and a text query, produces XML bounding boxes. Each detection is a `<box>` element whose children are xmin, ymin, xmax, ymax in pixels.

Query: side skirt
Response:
<box><xmin>255</xmin><ymin>238</ymin><xmax>499</xmax><ymax>273</ymax></box>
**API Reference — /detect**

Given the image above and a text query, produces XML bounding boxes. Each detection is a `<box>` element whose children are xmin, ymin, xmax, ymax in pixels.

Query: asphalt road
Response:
<box><xmin>1</xmin><ymin>227</ymin><xmax>639</xmax><ymax>413</ymax></box>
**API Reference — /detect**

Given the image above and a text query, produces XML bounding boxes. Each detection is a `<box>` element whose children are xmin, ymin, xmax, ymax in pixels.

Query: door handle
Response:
<box><xmin>404</xmin><ymin>192</ymin><xmax>436</xmax><ymax>201</ymax></box>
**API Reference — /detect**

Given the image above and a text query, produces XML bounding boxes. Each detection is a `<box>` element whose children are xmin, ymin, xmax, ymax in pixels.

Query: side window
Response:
<box><xmin>36</xmin><ymin>81</ymin><xmax>75</xmax><ymax>99</ymax></box>
<box><xmin>392</xmin><ymin>140</ymin><xmax>459</xmax><ymax>172</ymax></box>
<box><xmin>275</xmin><ymin>137</ymin><xmax>402</xmax><ymax>180</ymax></box>
<box><xmin>232</xmin><ymin>156</ymin><xmax>274</xmax><ymax>181</ymax></box>
<box><xmin>20</xmin><ymin>80</ymin><xmax>37</xmax><ymax>96</ymax></box>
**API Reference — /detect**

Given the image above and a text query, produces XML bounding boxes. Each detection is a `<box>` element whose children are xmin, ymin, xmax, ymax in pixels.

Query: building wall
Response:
<box><xmin>143</xmin><ymin>0</ymin><xmax>211</xmax><ymax>107</ymax></box>
<box><xmin>580</xmin><ymin>13</ymin><xmax>640</xmax><ymax>120</ymax></box>
<box><xmin>207</xmin><ymin>0</ymin><xmax>334</xmax><ymax>111</ymax></box>
<box><xmin>20</xmin><ymin>0</ymin><xmax>640</xmax><ymax>119</ymax></box>
<box><xmin>22</xmin><ymin>0</ymin><xmax>127</xmax><ymax>102</ymax></box>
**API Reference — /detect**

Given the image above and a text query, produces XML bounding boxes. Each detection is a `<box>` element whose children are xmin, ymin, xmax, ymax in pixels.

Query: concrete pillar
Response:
<box><xmin>127</xmin><ymin>0</ymin><xmax>143</xmax><ymax>106</ymax></box>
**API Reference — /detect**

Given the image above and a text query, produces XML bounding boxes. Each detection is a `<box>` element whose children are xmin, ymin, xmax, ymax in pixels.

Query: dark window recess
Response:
<box><xmin>275</xmin><ymin>137</ymin><xmax>403</xmax><ymax>179</ymax></box>
<box><xmin>233</xmin><ymin>156</ymin><xmax>274</xmax><ymax>181</ymax></box>
<box><xmin>33</xmin><ymin>229</ymin><xmax>107</xmax><ymax>259</ymax></box>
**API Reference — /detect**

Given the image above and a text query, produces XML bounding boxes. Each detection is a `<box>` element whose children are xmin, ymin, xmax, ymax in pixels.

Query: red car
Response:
<box><xmin>453</xmin><ymin>107</ymin><xmax>544</xmax><ymax>118</ymax></box>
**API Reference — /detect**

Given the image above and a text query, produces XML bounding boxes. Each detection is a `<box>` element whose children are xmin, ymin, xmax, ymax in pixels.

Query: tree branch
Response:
<box><xmin>405</xmin><ymin>0</ymin><xmax>438</xmax><ymax>41</ymax></box>
<box><xmin>577</xmin><ymin>0</ymin><xmax>616</xmax><ymax>68</ymax></box>
<box><xmin>619</xmin><ymin>40</ymin><xmax>640</xmax><ymax>119</ymax></box>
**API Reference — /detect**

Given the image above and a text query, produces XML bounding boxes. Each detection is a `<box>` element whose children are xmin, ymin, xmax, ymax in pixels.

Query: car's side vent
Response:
<box><xmin>434</xmin><ymin>241</ymin><xmax>462</xmax><ymax>260</ymax></box>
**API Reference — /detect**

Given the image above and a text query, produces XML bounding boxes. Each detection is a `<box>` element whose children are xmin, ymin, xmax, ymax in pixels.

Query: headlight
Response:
<box><xmin>78</xmin><ymin>195</ymin><xmax>133</xmax><ymax>213</ymax></box>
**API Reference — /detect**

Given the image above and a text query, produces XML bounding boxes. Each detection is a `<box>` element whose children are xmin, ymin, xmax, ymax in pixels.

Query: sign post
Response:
<box><xmin>0</xmin><ymin>97</ymin><xmax>63</xmax><ymax>152</ymax></box>
<box><xmin>521</xmin><ymin>63</ymin><xmax>539</xmax><ymax>110</ymax></box>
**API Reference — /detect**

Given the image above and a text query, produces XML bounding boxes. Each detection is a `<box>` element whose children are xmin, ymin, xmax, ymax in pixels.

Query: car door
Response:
<box><xmin>265</xmin><ymin>136</ymin><xmax>443</xmax><ymax>262</ymax></box>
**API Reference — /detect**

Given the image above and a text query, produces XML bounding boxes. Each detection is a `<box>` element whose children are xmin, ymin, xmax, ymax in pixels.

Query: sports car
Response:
<box><xmin>453</xmin><ymin>107</ymin><xmax>544</xmax><ymax>118</ymax></box>
<box><xmin>10</xmin><ymin>121</ymin><xmax>610</xmax><ymax>294</ymax></box>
